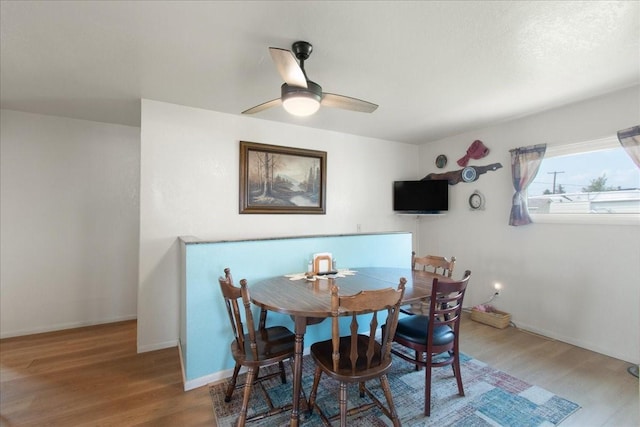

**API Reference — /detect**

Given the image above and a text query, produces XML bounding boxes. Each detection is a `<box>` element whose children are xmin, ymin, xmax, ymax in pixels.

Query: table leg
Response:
<box><xmin>290</xmin><ymin>316</ymin><xmax>307</xmax><ymax>427</ymax></box>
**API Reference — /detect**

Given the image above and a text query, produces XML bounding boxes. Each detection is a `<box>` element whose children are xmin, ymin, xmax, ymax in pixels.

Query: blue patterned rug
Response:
<box><xmin>210</xmin><ymin>348</ymin><xmax>580</xmax><ymax>426</ymax></box>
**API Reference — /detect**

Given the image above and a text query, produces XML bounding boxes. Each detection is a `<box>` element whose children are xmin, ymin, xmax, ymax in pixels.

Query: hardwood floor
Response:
<box><xmin>0</xmin><ymin>321</ymin><xmax>212</xmax><ymax>426</ymax></box>
<box><xmin>1</xmin><ymin>316</ymin><xmax>637</xmax><ymax>426</ymax></box>
<box><xmin>461</xmin><ymin>316</ymin><xmax>639</xmax><ymax>427</ymax></box>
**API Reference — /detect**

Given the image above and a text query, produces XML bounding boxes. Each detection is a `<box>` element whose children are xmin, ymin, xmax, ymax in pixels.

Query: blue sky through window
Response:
<box><xmin>528</xmin><ymin>147</ymin><xmax>640</xmax><ymax>196</ymax></box>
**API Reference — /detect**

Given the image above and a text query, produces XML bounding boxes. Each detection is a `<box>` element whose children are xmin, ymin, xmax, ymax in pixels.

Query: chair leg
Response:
<box><xmin>358</xmin><ymin>381</ymin><xmax>365</xmax><ymax>398</ymax></box>
<box><xmin>380</xmin><ymin>374</ymin><xmax>400</xmax><ymax>427</ymax></box>
<box><xmin>425</xmin><ymin>357</ymin><xmax>433</xmax><ymax>417</ymax></box>
<box><xmin>339</xmin><ymin>381</ymin><xmax>348</xmax><ymax>427</ymax></box>
<box><xmin>452</xmin><ymin>351</ymin><xmax>465</xmax><ymax>396</ymax></box>
<box><xmin>415</xmin><ymin>350</ymin><xmax>423</xmax><ymax>371</ymax></box>
<box><xmin>308</xmin><ymin>365</ymin><xmax>322</xmax><ymax>415</ymax></box>
<box><xmin>236</xmin><ymin>368</ymin><xmax>256</xmax><ymax>427</ymax></box>
<box><xmin>278</xmin><ymin>360</ymin><xmax>287</xmax><ymax>384</ymax></box>
<box><xmin>225</xmin><ymin>363</ymin><xmax>241</xmax><ymax>402</ymax></box>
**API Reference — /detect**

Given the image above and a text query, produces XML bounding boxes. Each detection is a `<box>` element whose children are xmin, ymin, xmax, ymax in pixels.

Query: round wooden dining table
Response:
<box><xmin>250</xmin><ymin>267</ymin><xmax>442</xmax><ymax>426</ymax></box>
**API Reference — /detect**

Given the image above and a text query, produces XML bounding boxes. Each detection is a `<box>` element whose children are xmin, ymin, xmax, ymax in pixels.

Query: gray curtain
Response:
<box><xmin>617</xmin><ymin>125</ymin><xmax>640</xmax><ymax>169</ymax></box>
<box><xmin>509</xmin><ymin>144</ymin><xmax>547</xmax><ymax>226</ymax></box>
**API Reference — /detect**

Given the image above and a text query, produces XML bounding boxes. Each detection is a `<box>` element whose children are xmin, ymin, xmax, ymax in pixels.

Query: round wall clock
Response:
<box><xmin>469</xmin><ymin>190</ymin><xmax>485</xmax><ymax>210</ymax></box>
<box><xmin>435</xmin><ymin>154</ymin><xmax>447</xmax><ymax>169</ymax></box>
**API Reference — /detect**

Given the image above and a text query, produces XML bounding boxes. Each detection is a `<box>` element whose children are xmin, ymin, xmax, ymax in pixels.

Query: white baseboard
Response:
<box><xmin>137</xmin><ymin>339</ymin><xmax>179</xmax><ymax>353</ymax></box>
<box><xmin>177</xmin><ymin>339</ymin><xmax>234</xmax><ymax>391</ymax></box>
<box><xmin>184</xmin><ymin>366</ymin><xmax>243</xmax><ymax>391</ymax></box>
<box><xmin>182</xmin><ymin>347</ymin><xmax>311</xmax><ymax>391</ymax></box>
<box><xmin>0</xmin><ymin>315</ymin><xmax>137</xmax><ymax>339</ymax></box>
<box><xmin>514</xmin><ymin>320</ymin><xmax>638</xmax><ymax>365</ymax></box>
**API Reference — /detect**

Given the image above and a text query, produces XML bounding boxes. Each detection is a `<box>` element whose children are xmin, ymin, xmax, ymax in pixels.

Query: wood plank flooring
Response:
<box><xmin>461</xmin><ymin>316</ymin><xmax>638</xmax><ymax>427</ymax></box>
<box><xmin>1</xmin><ymin>316</ymin><xmax>637</xmax><ymax>426</ymax></box>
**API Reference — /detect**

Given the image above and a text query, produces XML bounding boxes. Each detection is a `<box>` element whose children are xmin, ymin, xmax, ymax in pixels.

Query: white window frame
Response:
<box><xmin>529</xmin><ymin>136</ymin><xmax>640</xmax><ymax>226</ymax></box>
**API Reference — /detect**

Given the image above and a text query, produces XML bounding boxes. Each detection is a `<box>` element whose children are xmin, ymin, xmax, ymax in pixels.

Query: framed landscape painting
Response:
<box><xmin>239</xmin><ymin>141</ymin><xmax>327</xmax><ymax>214</ymax></box>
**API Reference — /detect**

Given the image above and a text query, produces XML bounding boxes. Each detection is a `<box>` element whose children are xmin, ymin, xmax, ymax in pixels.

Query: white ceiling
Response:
<box><xmin>1</xmin><ymin>1</ymin><xmax>638</xmax><ymax>144</ymax></box>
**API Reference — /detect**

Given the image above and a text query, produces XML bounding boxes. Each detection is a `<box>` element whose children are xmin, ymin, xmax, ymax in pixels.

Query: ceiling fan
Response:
<box><xmin>242</xmin><ymin>41</ymin><xmax>378</xmax><ymax>117</ymax></box>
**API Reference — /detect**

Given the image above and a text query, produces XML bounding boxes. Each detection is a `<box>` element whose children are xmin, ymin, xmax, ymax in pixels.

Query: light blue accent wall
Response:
<box><xmin>180</xmin><ymin>232</ymin><xmax>412</xmax><ymax>382</ymax></box>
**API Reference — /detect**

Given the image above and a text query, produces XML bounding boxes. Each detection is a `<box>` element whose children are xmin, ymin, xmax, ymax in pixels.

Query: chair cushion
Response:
<box><xmin>395</xmin><ymin>315</ymin><xmax>454</xmax><ymax>346</ymax></box>
<box><xmin>233</xmin><ymin>326</ymin><xmax>295</xmax><ymax>362</ymax></box>
<box><xmin>310</xmin><ymin>335</ymin><xmax>390</xmax><ymax>380</ymax></box>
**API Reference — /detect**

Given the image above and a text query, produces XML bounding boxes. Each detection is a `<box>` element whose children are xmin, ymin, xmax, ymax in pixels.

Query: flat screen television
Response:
<box><xmin>393</xmin><ymin>180</ymin><xmax>449</xmax><ymax>214</ymax></box>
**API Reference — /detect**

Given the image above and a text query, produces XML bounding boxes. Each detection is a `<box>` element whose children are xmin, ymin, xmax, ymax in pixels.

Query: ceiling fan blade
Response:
<box><xmin>242</xmin><ymin>98</ymin><xmax>281</xmax><ymax>115</ymax></box>
<box><xmin>269</xmin><ymin>47</ymin><xmax>308</xmax><ymax>88</ymax></box>
<box><xmin>321</xmin><ymin>93</ymin><xmax>378</xmax><ymax>113</ymax></box>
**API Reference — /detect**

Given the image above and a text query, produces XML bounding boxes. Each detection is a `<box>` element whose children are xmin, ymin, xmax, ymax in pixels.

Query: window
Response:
<box><xmin>527</xmin><ymin>136</ymin><xmax>640</xmax><ymax>224</ymax></box>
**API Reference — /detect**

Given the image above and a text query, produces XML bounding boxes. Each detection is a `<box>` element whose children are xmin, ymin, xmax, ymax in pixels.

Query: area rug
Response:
<box><xmin>210</xmin><ymin>349</ymin><xmax>580</xmax><ymax>426</ymax></box>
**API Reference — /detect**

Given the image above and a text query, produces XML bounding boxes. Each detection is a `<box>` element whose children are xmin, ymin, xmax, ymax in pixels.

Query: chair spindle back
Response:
<box><xmin>218</xmin><ymin>268</ymin><xmax>258</xmax><ymax>358</ymax></box>
<box><xmin>412</xmin><ymin>251</ymin><xmax>456</xmax><ymax>278</ymax></box>
<box><xmin>329</xmin><ymin>278</ymin><xmax>406</xmax><ymax>374</ymax></box>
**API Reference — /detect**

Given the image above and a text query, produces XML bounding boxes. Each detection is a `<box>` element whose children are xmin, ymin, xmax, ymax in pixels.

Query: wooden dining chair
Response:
<box><xmin>218</xmin><ymin>268</ymin><xmax>296</xmax><ymax>426</ymax></box>
<box><xmin>412</xmin><ymin>251</ymin><xmax>456</xmax><ymax>277</ymax></box>
<box><xmin>403</xmin><ymin>251</ymin><xmax>457</xmax><ymax>316</ymax></box>
<box><xmin>307</xmin><ymin>278</ymin><xmax>407</xmax><ymax>427</ymax></box>
<box><xmin>391</xmin><ymin>270</ymin><xmax>471</xmax><ymax>416</ymax></box>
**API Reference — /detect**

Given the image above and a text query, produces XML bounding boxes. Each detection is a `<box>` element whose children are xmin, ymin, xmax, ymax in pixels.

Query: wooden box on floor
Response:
<box><xmin>470</xmin><ymin>308</ymin><xmax>511</xmax><ymax>329</ymax></box>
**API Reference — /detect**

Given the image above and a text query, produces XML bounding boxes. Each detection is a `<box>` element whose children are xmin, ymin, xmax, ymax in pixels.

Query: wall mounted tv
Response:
<box><xmin>393</xmin><ymin>180</ymin><xmax>449</xmax><ymax>214</ymax></box>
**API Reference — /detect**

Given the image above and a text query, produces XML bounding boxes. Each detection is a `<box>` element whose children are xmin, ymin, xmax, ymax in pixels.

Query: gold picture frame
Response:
<box><xmin>239</xmin><ymin>141</ymin><xmax>327</xmax><ymax>214</ymax></box>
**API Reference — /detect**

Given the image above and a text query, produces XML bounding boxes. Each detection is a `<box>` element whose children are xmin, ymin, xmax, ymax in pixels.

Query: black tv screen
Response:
<box><xmin>393</xmin><ymin>180</ymin><xmax>449</xmax><ymax>213</ymax></box>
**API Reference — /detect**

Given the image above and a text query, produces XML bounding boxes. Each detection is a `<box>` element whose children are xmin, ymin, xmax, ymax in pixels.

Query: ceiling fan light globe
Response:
<box><xmin>283</xmin><ymin>96</ymin><xmax>320</xmax><ymax>116</ymax></box>
<box><xmin>281</xmin><ymin>82</ymin><xmax>322</xmax><ymax>116</ymax></box>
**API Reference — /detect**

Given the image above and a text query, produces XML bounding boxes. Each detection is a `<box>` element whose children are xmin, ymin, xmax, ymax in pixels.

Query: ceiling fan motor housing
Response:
<box><xmin>281</xmin><ymin>81</ymin><xmax>322</xmax><ymax>102</ymax></box>
<box><xmin>292</xmin><ymin>41</ymin><xmax>313</xmax><ymax>61</ymax></box>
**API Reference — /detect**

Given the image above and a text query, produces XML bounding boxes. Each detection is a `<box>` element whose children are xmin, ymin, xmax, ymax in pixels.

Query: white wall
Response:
<box><xmin>4</xmin><ymin>88</ymin><xmax>636</xmax><ymax>364</ymax></box>
<box><xmin>415</xmin><ymin>86</ymin><xmax>640</xmax><ymax>363</ymax></box>
<box><xmin>0</xmin><ymin>110</ymin><xmax>140</xmax><ymax>337</ymax></box>
<box><xmin>138</xmin><ymin>99</ymin><xmax>419</xmax><ymax>352</ymax></box>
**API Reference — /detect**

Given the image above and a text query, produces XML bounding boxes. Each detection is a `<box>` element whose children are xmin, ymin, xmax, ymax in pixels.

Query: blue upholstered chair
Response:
<box><xmin>391</xmin><ymin>270</ymin><xmax>471</xmax><ymax>416</ymax></box>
